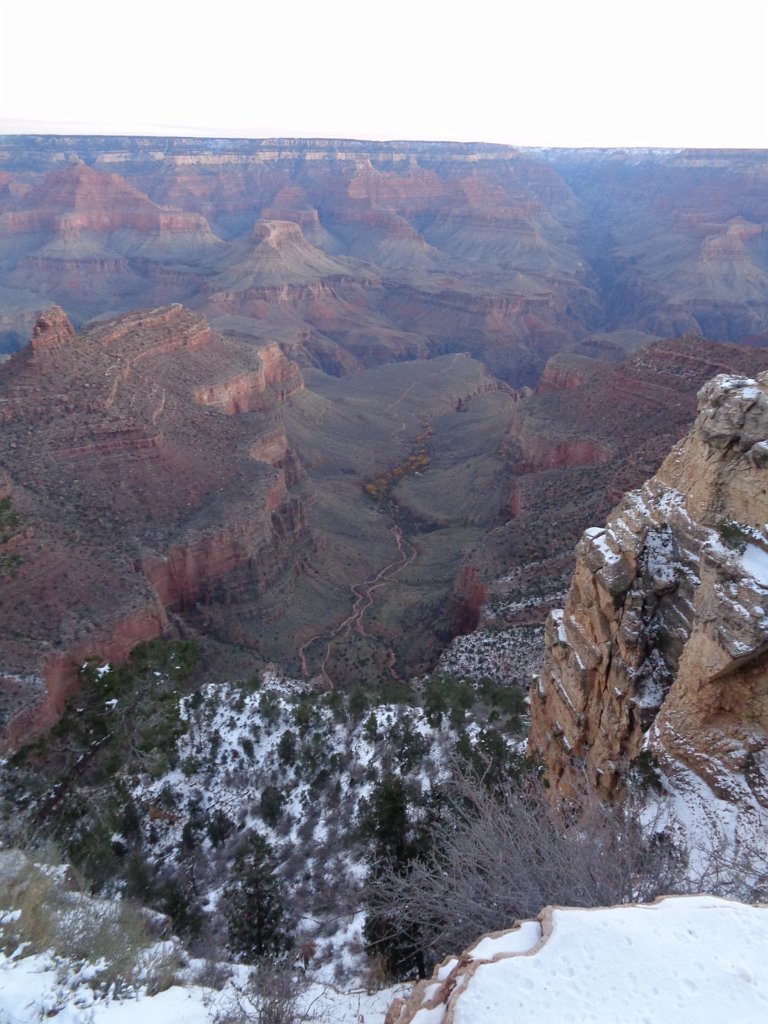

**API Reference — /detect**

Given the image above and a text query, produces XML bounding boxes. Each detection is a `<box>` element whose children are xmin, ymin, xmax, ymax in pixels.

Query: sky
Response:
<box><xmin>2</xmin><ymin>0</ymin><xmax>766</xmax><ymax>148</ymax></box>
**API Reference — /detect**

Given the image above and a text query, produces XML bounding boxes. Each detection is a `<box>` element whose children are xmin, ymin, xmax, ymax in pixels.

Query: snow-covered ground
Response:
<box><xmin>402</xmin><ymin>896</ymin><xmax>768</xmax><ymax>1024</ymax></box>
<box><xmin>6</xmin><ymin>871</ymin><xmax>768</xmax><ymax>1024</ymax></box>
<box><xmin>437</xmin><ymin>625</ymin><xmax>544</xmax><ymax>684</ymax></box>
<box><xmin>0</xmin><ymin>946</ymin><xmax>405</xmax><ymax>1024</ymax></box>
<box><xmin>642</xmin><ymin>755</ymin><xmax>768</xmax><ymax>898</ymax></box>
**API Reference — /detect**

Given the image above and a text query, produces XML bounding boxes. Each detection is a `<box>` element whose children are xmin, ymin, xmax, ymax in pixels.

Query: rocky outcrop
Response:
<box><xmin>445</xmin><ymin>566</ymin><xmax>487</xmax><ymax>638</ymax></box>
<box><xmin>530</xmin><ymin>372</ymin><xmax>768</xmax><ymax>803</ymax></box>
<box><xmin>208</xmin><ymin>219</ymin><xmax>357</xmax><ymax>289</ymax></box>
<box><xmin>194</xmin><ymin>340</ymin><xmax>302</xmax><ymax>415</ymax></box>
<box><xmin>29</xmin><ymin>304</ymin><xmax>76</xmax><ymax>350</ymax></box>
<box><xmin>508</xmin><ymin>432</ymin><xmax>611</xmax><ymax>474</ymax></box>
<box><xmin>0</xmin><ymin>306</ymin><xmax>308</xmax><ymax>751</ymax></box>
<box><xmin>0</xmin><ymin>158</ymin><xmax>222</xmax><ymax>325</ymax></box>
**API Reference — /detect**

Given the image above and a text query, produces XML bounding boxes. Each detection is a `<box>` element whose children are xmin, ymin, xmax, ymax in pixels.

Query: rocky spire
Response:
<box><xmin>529</xmin><ymin>372</ymin><xmax>768</xmax><ymax>805</ymax></box>
<box><xmin>29</xmin><ymin>306</ymin><xmax>76</xmax><ymax>351</ymax></box>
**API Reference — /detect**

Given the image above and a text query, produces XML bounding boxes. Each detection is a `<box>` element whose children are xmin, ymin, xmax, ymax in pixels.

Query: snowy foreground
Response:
<box><xmin>389</xmin><ymin>896</ymin><xmax>768</xmax><ymax>1024</ymax></box>
<box><xmin>0</xmin><ymin>948</ymin><xmax>403</xmax><ymax>1024</ymax></box>
<box><xmin>5</xmin><ymin>897</ymin><xmax>768</xmax><ymax>1024</ymax></box>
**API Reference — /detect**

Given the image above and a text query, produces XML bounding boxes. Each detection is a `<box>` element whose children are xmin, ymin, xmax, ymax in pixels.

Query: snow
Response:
<box><xmin>643</xmin><ymin>748</ymin><xmax>768</xmax><ymax>889</ymax></box>
<box><xmin>642</xmin><ymin>526</ymin><xmax>679</xmax><ymax>587</ymax></box>
<box><xmin>551</xmin><ymin>608</ymin><xmax>567</xmax><ymax>645</ymax></box>
<box><xmin>0</xmin><ymin>946</ymin><xmax>406</xmax><ymax>1024</ymax></box>
<box><xmin>437</xmin><ymin>625</ymin><xmax>544</xmax><ymax>684</ymax></box>
<box><xmin>411</xmin><ymin>1005</ymin><xmax>447</xmax><ymax>1024</ymax></box>
<box><xmin>712</xmin><ymin>375</ymin><xmax>754</xmax><ymax>393</ymax></box>
<box><xmin>468</xmin><ymin>920</ymin><xmax>541</xmax><ymax>960</ymax></box>
<box><xmin>121</xmin><ymin>671</ymin><xmax>523</xmax><ymax>987</ymax></box>
<box><xmin>90</xmin><ymin>986</ymin><xmax>212</xmax><ymax>1024</ymax></box>
<box><xmin>436</xmin><ymin>958</ymin><xmax>458</xmax><ymax>981</ymax></box>
<box><xmin>584</xmin><ymin>527</ymin><xmax>623</xmax><ymax>565</ymax></box>
<box><xmin>739</xmin><ymin>544</ymin><xmax>768</xmax><ymax>586</ymax></box>
<box><xmin>451</xmin><ymin>897</ymin><xmax>768</xmax><ymax>1024</ymax></box>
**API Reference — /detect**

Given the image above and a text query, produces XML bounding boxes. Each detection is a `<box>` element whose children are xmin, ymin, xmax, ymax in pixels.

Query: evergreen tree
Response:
<box><xmin>360</xmin><ymin>773</ymin><xmax>429</xmax><ymax>978</ymax></box>
<box><xmin>0</xmin><ymin>496</ymin><xmax>21</xmax><ymax>578</ymax></box>
<box><xmin>223</xmin><ymin>831</ymin><xmax>292</xmax><ymax>961</ymax></box>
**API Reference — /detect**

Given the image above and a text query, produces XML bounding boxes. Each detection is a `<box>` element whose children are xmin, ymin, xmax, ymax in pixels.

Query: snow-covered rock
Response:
<box><xmin>530</xmin><ymin>372</ymin><xmax>768</xmax><ymax>838</ymax></box>
<box><xmin>386</xmin><ymin>896</ymin><xmax>768</xmax><ymax>1024</ymax></box>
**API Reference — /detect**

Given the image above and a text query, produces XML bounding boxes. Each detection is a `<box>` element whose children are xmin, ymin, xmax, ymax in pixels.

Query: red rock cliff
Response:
<box><xmin>530</xmin><ymin>373</ymin><xmax>768</xmax><ymax>805</ymax></box>
<box><xmin>0</xmin><ymin>305</ymin><xmax>307</xmax><ymax>751</ymax></box>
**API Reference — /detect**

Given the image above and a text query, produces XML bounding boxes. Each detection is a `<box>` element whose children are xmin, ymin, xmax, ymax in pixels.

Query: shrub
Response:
<box><xmin>210</xmin><ymin>957</ymin><xmax>308</xmax><ymax>1024</ymax></box>
<box><xmin>258</xmin><ymin>693</ymin><xmax>282</xmax><ymax>729</ymax></box>
<box><xmin>260</xmin><ymin>786</ymin><xmax>285</xmax><ymax>828</ymax></box>
<box><xmin>363</xmin><ymin>765</ymin><xmax>687</xmax><ymax>977</ymax></box>
<box><xmin>628</xmin><ymin>749</ymin><xmax>664</xmax><ymax>794</ymax></box>
<box><xmin>208</xmin><ymin>808</ymin><xmax>235</xmax><ymax>847</ymax></box>
<box><xmin>347</xmin><ymin>689</ymin><xmax>369</xmax><ymax>720</ymax></box>
<box><xmin>717</xmin><ymin>518</ymin><xmax>751</xmax><ymax>553</ymax></box>
<box><xmin>223</xmin><ymin>832</ymin><xmax>292</xmax><ymax>962</ymax></box>
<box><xmin>0</xmin><ymin>849</ymin><xmax>182</xmax><ymax>994</ymax></box>
<box><xmin>277</xmin><ymin>730</ymin><xmax>297</xmax><ymax>766</ymax></box>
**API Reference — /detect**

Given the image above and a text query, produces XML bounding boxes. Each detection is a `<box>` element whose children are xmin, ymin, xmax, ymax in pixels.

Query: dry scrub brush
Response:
<box><xmin>0</xmin><ymin>848</ymin><xmax>182</xmax><ymax>995</ymax></box>
<box><xmin>363</xmin><ymin>766</ymin><xmax>687</xmax><ymax>973</ymax></box>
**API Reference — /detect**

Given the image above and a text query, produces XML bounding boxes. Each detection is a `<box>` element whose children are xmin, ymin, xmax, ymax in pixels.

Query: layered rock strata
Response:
<box><xmin>0</xmin><ymin>305</ymin><xmax>305</xmax><ymax>750</ymax></box>
<box><xmin>529</xmin><ymin>373</ymin><xmax>768</xmax><ymax>804</ymax></box>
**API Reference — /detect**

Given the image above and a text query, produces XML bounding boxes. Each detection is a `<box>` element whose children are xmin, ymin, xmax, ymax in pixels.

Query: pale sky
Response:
<box><xmin>2</xmin><ymin>0</ymin><xmax>766</xmax><ymax>148</ymax></box>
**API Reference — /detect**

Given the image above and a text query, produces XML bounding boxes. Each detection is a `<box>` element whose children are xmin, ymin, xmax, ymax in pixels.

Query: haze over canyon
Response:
<box><xmin>1</xmin><ymin>135</ymin><xmax>768</xmax><ymax>748</ymax></box>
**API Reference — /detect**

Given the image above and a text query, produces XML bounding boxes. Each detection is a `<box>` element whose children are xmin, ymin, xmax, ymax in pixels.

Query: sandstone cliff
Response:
<box><xmin>0</xmin><ymin>305</ymin><xmax>306</xmax><ymax>751</ymax></box>
<box><xmin>529</xmin><ymin>373</ymin><xmax>768</xmax><ymax>815</ymax></box>
<box><xmin>3</xmin><ymin>138</ymin><xmax>768</xmax><ymax>386</ymax></box>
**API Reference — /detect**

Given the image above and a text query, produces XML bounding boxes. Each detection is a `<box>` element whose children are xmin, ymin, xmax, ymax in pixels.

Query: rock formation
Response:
<box><xmin>0</xmin><ymin>137</ymin><xmax>599</xmax><ymax>380</ymax></box>
<box><xmin>529</xmin><ymin>372</ymin><xmax>768</xmax><ymax>809</ymax></box>
<box><xmin>0</xmin><ymin>305</ymin><xmax>305</xmax><ymax>751</ymax></box>
<box><xmin>2</xmin><ymin>134</ymin><xmax>768</xmax><ymax>748</ymax></box>
<box><xmin>3</xmin><ymin>137</ymin><xmax>768</xmax><ymax>389</ymax></box>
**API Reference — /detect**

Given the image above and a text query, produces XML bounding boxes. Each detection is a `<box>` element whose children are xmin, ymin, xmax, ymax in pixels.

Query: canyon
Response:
<box><xmin>0</xmin><ymin>304</ymin><xmax>305</xmax><ymax>747</ymax></box>
<box><xmin>1</xmin><ymin>135</ymin><xmax>768</xmax><ymax>750</ymax></box>
<box><xmin>2</xmin><ymin>139</ymin><xmax>767</xmax><ymax>375</ymax></box>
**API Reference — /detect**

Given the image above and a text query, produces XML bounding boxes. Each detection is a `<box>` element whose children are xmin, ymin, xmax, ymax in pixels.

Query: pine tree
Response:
<box><xmin>360</xmin><ymin>774</ymin><xmax>428</xmax><ymax>978</ymax></box>
<box><xmin>223</xmin><ymin>832</ymin><xmax>292</xmax><ymax>961</ymax></box>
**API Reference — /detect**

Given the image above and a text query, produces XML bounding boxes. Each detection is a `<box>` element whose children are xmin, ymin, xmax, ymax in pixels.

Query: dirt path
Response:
<box><xmin>385</xmin><ymin>351</ymin><xmax>461</xmax><ymax>415</ymax></box>
<box><xmin>298</xmin><ymin>355</ymin><xmax>461</xmax><ymax>686</ymax></box>
<box><xmin>298</xmin><ymin>519</ymin><xmax>416</xmax><ymax>687</ymax></box>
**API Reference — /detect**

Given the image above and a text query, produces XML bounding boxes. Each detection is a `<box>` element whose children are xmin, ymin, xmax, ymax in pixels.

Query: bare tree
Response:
<box><xmin>209</xmin><ymin>957</ymin><xmax>312</xmax><ymax>1024</ymax></box>
<box><xmin>363</xmin><ymin>765</ymin><xmax>688</xmax><ymax>973</ymax></box>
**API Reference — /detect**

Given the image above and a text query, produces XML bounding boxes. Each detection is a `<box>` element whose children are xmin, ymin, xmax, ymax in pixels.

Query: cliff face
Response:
<box><xmin>0</xmin><ymin>305</ymin><xmax>307</xmax><ymax>750</ymax></box>
<box><xmin>0</xmin><ymin>138</ymin><xmax>598</xmax><ymax>381</ymax></box>
<box><xmin>530</xmin><ymin>373</ymin><xmax>768</xmax><ymax>805</ymax></box>
<box><xmin>3</xmin><ymin>138</ymin><xmax>768</xmax><ymax>385</ymax></box>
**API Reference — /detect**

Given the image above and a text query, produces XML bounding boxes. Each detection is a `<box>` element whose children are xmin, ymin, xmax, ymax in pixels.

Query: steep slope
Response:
<box><xmin>479</xmin><ymin>336</ymin><xmax>768</xmax><ymax>626</ymax></box>
<box><xmin>529</xmin><ymin>373</ymin><xmax>768</xmax><ymax>822</ymax></box>
<box><xmin>0</xmin><ymin>305</ymin><xmax>305</xmax><ymax>750</ymax></box>
<box><xmin>0</xmin><ymin>157</ymin><xmax>222</xmax><ymax>330</ymax></box>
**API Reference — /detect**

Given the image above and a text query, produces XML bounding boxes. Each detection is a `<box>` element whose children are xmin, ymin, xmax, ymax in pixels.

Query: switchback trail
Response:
<box><xmin>298</xmin><ymin>354</ymin><xmax>463</xmax><ymax>686</ymax></box>
<box><xmin>298</xmin><ymin>520</ymin><xmax>416</xmax><ymax>687</ymax></box>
